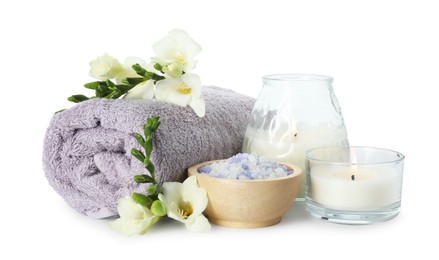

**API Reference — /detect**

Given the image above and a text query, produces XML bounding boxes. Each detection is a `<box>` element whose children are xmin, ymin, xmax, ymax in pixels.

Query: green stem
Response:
<box><xmin>133</xmin><ymin>117</ymin><xmax>160</xmax><ymax>185</ymax></box>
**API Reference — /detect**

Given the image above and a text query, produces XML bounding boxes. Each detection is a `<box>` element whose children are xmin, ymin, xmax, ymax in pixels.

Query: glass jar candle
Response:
<box><xmin>242</xmin><ymin>74</ymin><xmax>349</xmax><ymax>199</ymax></box>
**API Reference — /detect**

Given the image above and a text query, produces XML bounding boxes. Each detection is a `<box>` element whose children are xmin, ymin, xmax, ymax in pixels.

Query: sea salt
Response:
<box><xmin>198</xmin><ymin>153</ymin><xmax>294</xmax><ymax>180</ymax></box>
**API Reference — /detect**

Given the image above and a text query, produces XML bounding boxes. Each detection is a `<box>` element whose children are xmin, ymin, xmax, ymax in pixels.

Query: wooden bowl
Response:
<box><xmin>187</xmin><ymin>160</ymin><xmax>303</xmax><ymax>228</ymax></box>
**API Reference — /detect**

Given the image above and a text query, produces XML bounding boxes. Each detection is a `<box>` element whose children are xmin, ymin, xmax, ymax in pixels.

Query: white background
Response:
<box><xmin>1</xmin><ymin>0</ymin><xmax>438</xmax><ymax>259</ymax></box>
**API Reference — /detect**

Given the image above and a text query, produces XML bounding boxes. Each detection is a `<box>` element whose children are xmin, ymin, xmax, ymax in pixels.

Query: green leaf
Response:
<box><xmin>54</xmin><ymin>109</ymin><xmax>66</xmax><ymax>114</ymax></box>
<box><xmin>131</xmin><ymin>148</ymin><xmax>145</xmax><ymax>162</ymax></box>
<box><xmin>133</xmin><ymin>133</ymin><xmax>145</xmax><ymax>148</ymax></box>
<box><xmin>146</xmin><ymin>184</ymin><xmax>157</xmax><ymax>194</ymax></box>
<box><xmin>133</xmin><ymin>174</ymin><xmax>153</xmax><ymax>183</ymax></box>
<box><xmin>146</xmin><ymin>163</ymin><xmax>155</xmax><ymax>176</ymax></box>
<box><xmin>125</xmin><ymin>77</ymin><xmax>146</xmax><ymax>85</ymax></box>
<box><xmin>144</xmin><ymin>71</ymin><xmax>155</xmax><ymax>80</ymax></box>
<box><xmin>68</xmin><ymin>94</ymin><xmax>89</xmax><ymax>103</ymax></box>
<box><xmin>147</xmin><ymin>116</ymin><xmax>160</xmax><ymax>132</ymax></box>
<box><xmin>150</xmin><ymin>116</ymin><xmax>161</xmax><ymax>131</ymax></box>
<box><xmin>95</xmin><ymin>84</ymin><xmax>110</xmax><ymax>97</ymax></box>
<box><xmin>106</xmin><ymin>79</ymin><xmax>116</xmax><ymax>87</ymax></box>
<box><xmin>106</xmin><ymin>80</ymin><xmax>118</xmax><ymax>92</ymax></box>
<box><xmin>145</xmin><ymin>139</ymin><xmax>153</xmax><ymax>157</ymax></box>
<box><xmin>132</xmin><ymin>193</ymin><xmax>153</xmax><ymax>206</ymax></box>
<box><xmin>84</xmin><ymin>81</ymin><xmax>100</xmax><ymax>90</ymax></box>
<box><xmin>115</xmin><ymin>84</ymin><xmax>134</xmax><ymax>92</ymax></box>
<box><xmin>152</xmin><ymin>74</ymin><xmax>166</xmax><ymax>81</ymax></box>
<box><xmin>151</xmin><ymin>200</ymin><xmax>167</xmax><ymax>217</ymax></box>
<box><xmin>106</xmin><ymin>91</ymin><xmax>123</xmax><ymax>99</ymax></box>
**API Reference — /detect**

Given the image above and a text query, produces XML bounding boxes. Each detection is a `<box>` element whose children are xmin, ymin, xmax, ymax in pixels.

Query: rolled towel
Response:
<box><xmin>43</xmin><ymin>86</ymin><xmax>255</xmax><ymax>218</ymax></box>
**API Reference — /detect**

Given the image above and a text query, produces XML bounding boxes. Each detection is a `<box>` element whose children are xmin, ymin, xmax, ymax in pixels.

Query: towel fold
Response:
<box><xmin>43</xmin><ymin>86</ymin><xmax>255</xmax><ymax>218</ymax></box>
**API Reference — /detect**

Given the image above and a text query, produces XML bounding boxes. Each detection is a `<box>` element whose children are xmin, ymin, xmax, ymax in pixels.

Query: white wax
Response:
<box><xmin>244</xmin><ymin>127</ymin><xmax>346</xmax><ymax>170</ymax></box>
<box><xmin>243</xmin><ymin>127</ymin><xmax>347</xmax><ymax>197</ymax></box>
<box><xmin>310</xmin><ymin>165</ymin><xmax>400</xmax><ymax>210</ymax></box>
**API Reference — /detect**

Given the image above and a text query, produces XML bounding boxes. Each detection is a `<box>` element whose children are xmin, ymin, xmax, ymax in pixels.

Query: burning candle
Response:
<box><xmin>242</xmin><ymin>74</ymin><xmax>350</xmax><ymax>200</ymax></box>
<box><xmin>305</xmin><ymin>146</ymin><xmax>405</xmax><ymax>224</ymax></box>
<box><xmin>310</xmin><ymin>164</ymin><xmax>399</xmax><ymax>210</ymax></box>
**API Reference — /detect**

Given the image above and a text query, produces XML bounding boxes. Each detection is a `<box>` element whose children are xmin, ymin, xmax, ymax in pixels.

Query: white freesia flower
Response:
<box><xmin>89</xmin><ymin>54</ymin><xmax>147</xmax><ymax>83</ymax></box>
<box><xmin>89</xmin><ymin>53</ymin><xmax>124</xmax><ymax>80</ymax></box>
<box><xmin>158</xmin><ymin>176</ymin><xmax>210</xmax><ymax>232</ymax></box>
<box><xmin>155</xmin><ymin>73</ymin><xmax>205</xmax><ymax>117</ymax></box>
<box><xmin>153</xmin><ymin>29</ymin><xmax>202</xmax><ymax>76</ymax></box>
<box><xmin>124</xmin><ymin>80</ymin><xmax>155</xmax><ymax>100</ymax></box>
<box><xmin>109</xmin><ymin>196</ymin><xmax>160</xmax><ymax>236</ymax></box>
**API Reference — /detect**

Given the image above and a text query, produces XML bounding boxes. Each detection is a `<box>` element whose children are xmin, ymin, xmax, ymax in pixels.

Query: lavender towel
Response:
<box><xmin>43</xmin><ymin>86</ymin><xmax>255</xmax><ymax>218</ymax></box>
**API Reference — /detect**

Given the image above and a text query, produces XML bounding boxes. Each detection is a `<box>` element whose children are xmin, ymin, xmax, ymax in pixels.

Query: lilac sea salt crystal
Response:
<box><xmin>230</xmin><ymin>153</ymin><xmax>246</xmax><ymax>164</ymax></box>
<box><xmin>198</xmin><ymin>165</ymin><xmax>212</xmax><ymax>173</ymax></box>
<box><xmin>198</xmin><ymin>153</ymin><xmax>294</xmax><ymax>180</ymax></box>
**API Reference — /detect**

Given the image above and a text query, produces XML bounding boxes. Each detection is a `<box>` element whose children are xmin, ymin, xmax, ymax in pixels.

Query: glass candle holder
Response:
<box><xmin>242</xmin><ymin>74</ymin><xmax>349</xmax><ymax>200</ymax></box>
<box><xmin>305</xmin><ymin>146</ymin><xmax>405</xmax><ymax>224</ymax></box>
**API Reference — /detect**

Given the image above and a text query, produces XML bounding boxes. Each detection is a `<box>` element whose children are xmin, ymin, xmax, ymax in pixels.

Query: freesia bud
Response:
<box><xmin>151</xmin><ymin>200</ymin><xmax>167</xmax><ymax>217</ymax></box>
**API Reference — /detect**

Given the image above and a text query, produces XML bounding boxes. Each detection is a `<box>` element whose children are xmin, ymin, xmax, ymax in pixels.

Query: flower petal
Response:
<box><xmin>124</xmin><ymin>56</ymin><xmax>148</xmax><ymax>69</ymax></box>
<box><xmin>117</xmin><ymin>196</ymin><xmax>143</xmax><ymax>219</ymax></box>
<box><xmin>109</xmin><ymin>214</ymin><xmax>159</xmax><ymax>236</ymax></box>
<box><xmin>161</xmin><ymin>182</ymin><xmax>184</xmax><ymax>204</ymax></box>
<box><xmin>170</xmin><ymin>29</ymin><xmax>202</xmax><ymax>58</ymax></box>
<box><xmin>181</xmin><ymin>176</ymin><xmax>208</xmax><ymax>216</ymax></box>
<box><xmin>159</xmin><ymin>199</ymin><xmax>184</xmax><ymax>223</ymax></box>
<box><xmin>155</xmin><ymin>78</ymin><xmax>191</xmax><ymax>106</ymax></box>
<box><xmin>89</xmin><ymin>53</ymin><xmax>124</xmax><ymax>80</ymax></box>
<box><xmin>152</xmin><ymin>29</ymin><xmax>201</xmax><ymax>71</ymax></box>
<box><xmin>110</xmin><ymin>196</ymin><xmax>160</xmax><ymax>236</ymax></box>
<box><xmin>189</xmin><ymin>97</ymin><xmax>206</xmax><ymax>117</ymax></box>
<box><xmin>183</xmin><ymin>59</ymin><xmax>198</xmax><ymax>73</ymax></box>
<box><xmin>159</xmin><ymin>176</ymin><xmax>210</xmax><ymax>230</ymax></box>
<box><xmin>159</xmin><ymin>193</ymin><xmax>186</xmax><ymax>223</ymax></box>
<box><xmin>185</xmin><ymin>215</ymin><xmax>211</xmax><ymax>232</ymax></box>
<box><xmin>109</xmin><ymin>218</ymin><xmax>134</xmax><ymax>236</ymax></box>
<box><xmin>169</xmin><ymin>28</ymin><xmax>190</xmax><ymax>39</ymax></box>
<box><xmin>183</xmin><ymin>175</ymin><xmax>198</xmax><ymax>188</ymax></box>
<box><xmin>182</xmin><ymin>73</ymin><xmax>202</xmax><ymax>96</ymax></box>
<box><xmin>184</xmin><ymin>188</ymin><xmax>208</xmax><ymax>216</ymax></box>
<box><xmin>124</xmin><ymin>80</ymin><xmax>154</xmax><ymax>100</ymax></box>
<box><xmin>153</xmin><ymin>31</ymin><xmax>179</xmax><ymax>60</ymax></box>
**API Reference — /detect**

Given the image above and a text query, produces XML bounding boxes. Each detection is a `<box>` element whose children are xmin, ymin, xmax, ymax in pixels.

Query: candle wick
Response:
<box><xmin>351</xmin><ymin>174</ymin><xmax>355</xmax><ymax>181</ymax></box>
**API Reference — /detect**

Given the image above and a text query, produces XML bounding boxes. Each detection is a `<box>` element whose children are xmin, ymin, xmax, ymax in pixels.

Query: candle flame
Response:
<box><xmin>351</xmin><ymin>152</ymin><xmax>358</xmax><ymax>178</ymax></box>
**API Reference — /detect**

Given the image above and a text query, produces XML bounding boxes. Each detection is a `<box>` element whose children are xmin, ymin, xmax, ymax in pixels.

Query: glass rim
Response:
<box><xmin>263</xmin><ymin>74</ymin><xmax>333</xmax><ymax>83</ymax></box>
<box><xmin>305</xmin><ymin>146</ymin><xmax>405</xmax><ymax>165</ymax></box>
